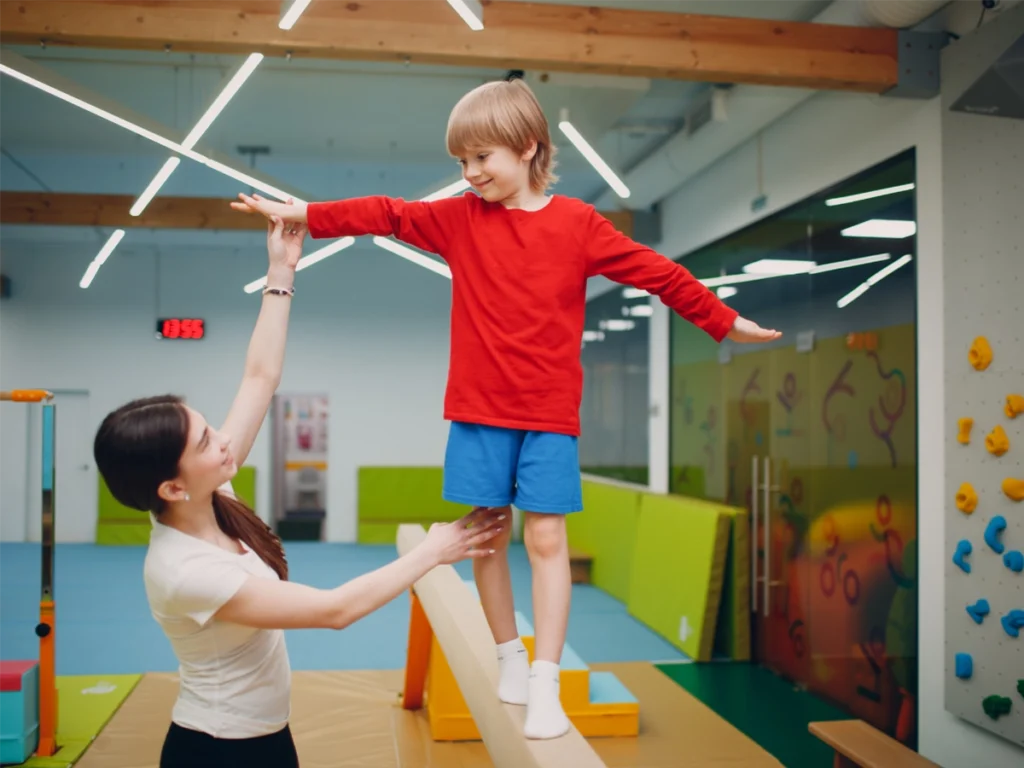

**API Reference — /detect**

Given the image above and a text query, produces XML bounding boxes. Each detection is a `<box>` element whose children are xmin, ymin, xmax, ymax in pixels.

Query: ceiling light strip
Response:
<box><xmin>243</xmin><ymin>237</ymin><xmax>358</xmax><ymax>293</ymax></box>
<box><xmin>446</xmin><ymin>0</ymin><xmax>485</xmax><ymax>31</ymax></box>
<box><xmin>79</xmin><ymin>229</ymin><xmax>125</xmax><ymax>288</ymax></box>
<box><xmin>558</xmin><ymin>109</ymin><xmax>630</xmax><ymax>199</ymax></box>
<box><xmin>836</xmin><ymin>254</ymin><xmax>913</xmax><ymax>309</ymax></box>
<box><xmin>279</xmin><ymin>0</ymin><xmax>314</xmax><ymax>31</ymax></box>
<box><xmin>825</xmin><ymin>183</ymin><xmax>915</xmax><ymax>207</ymax></box>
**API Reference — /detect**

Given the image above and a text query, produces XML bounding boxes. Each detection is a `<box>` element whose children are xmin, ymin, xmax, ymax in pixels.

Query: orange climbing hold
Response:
<box><xmin>986</xmin><ymin>425</ymin><xmax>1010</xmax><ymax>456</ymax></box>
<box><xmin>1002</xmin><ymin>478</ymin><xmax>1024</xmax><ymax>502</ymax></box>
<box><xmin>969</xmin><ymin>337</ymin><xmax>992</xmax><ymax>371</ymax></box>
<box><xmin>1005</xmin><ymin>394</ymin><xmax>1024</xmax><ymax>419</ymax></box>
<box><xmin>958</xmin><ymin>418</ymin><xmax>974</xmax><ymax>445</ymax></box>
<box><xmin>956</xmin><ymin>483</ymin><xmax>978</xmax><ymax>514</ymax></box>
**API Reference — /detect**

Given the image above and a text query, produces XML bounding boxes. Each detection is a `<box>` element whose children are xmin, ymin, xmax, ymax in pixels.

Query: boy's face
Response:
<box><xmin>458</xmin><ymin>144</ymin><xmax>533</xmax><ymax>204</ymax></box>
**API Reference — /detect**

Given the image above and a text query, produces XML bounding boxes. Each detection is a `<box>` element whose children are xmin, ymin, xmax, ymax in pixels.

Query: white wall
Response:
<box><xmin>647</xmin><ymin>17</ymin><xmax>1024</xmax><ymax>763</ymax></box>
<box><xmin>0</xmin><ymin>235</ymin><xmax>454</xmax><ymax>542</ymax></box>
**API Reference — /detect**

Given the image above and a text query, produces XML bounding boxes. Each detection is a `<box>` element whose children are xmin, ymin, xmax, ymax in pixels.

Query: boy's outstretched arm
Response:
<box><xmin>584</xmin><ymin>210</ymin><xmax>780</xmax><ymax>344</ymax></box>
<box><xmin>231</xmin><ymin>192</ymin><xmax>462</xmax><ymax>258</ymax></box>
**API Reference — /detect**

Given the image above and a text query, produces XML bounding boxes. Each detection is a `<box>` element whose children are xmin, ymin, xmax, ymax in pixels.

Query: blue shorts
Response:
<box><xmin>442</xmin><ymin>422</ymin><xmax>582</xmax><ymax>514</ymax></box>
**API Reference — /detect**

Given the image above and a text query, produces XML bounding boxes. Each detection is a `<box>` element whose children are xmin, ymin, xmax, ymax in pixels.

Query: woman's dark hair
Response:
<box><xmin>93</xmin><ymin>395</ymin><xmax>288</xmax><ymax>580</ymax></box>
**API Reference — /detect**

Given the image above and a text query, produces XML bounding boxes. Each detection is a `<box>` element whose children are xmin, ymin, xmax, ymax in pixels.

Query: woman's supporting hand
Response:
<box><xmin>726</xmin><ymin>316</ymin><xmax>782</xmax><ymax>343</ymax></box>
<box><xmin>423</xmin><ymin>507</ymin><xmax>507</xmax><ymax>566</ymax></box>
<box><xmin>232</xmin><ymin>193</ymin><xmax>309</xmax><ymax>224</ymax></box>
<box><xmin>266</xmin><ymin>210</ymin><xmax>307</xmax><ymax>273</ymax></box>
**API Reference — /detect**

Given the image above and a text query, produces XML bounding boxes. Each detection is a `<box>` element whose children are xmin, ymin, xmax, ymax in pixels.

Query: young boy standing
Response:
<box><xmin>232</xmin><ymin>77</ymin><xmax>779</xmax><ymax>739</ymax></box>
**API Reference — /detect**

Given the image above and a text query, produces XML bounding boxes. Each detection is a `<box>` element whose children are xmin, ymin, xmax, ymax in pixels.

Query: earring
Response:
<box><xmin>184</xmin><ymin>492</ymin><xmax>191</xmax><ymax>502</ymax></box>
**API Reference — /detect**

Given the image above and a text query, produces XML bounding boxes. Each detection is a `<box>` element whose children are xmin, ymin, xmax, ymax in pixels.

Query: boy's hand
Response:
<box><xmin>231</xmin><ymin>193</ymin><xmax>308</xmax><ymax>224</ymax></box>
<box><xmin>726</xmin><ymin>316</ymin><xmax>782</xmax><ymax>343</ymax></box>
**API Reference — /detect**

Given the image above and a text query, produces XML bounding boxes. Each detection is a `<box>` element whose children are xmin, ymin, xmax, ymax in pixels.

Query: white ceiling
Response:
<box><xmin>0</xmin><ymin>0</ymin><xmax>832</xmax><ymax>255</ymax></box>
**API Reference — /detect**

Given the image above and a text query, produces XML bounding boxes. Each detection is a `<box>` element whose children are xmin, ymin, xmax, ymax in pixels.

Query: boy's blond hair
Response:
<box><xmin>446</xmin><ymin>78</ymin><xmax>558</xmax><ymax>193</ymax></box>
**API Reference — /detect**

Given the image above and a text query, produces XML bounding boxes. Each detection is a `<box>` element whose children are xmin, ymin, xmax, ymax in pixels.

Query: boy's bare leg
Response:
<box><xmin>470</xmin><ymin>506</ymin><xmax>527</xmax><ymax>704</ymax></box>
<box><xmin>522</xmin><ymin>511</ymin><xmax>572</xmax><ymax>739</ymax></box>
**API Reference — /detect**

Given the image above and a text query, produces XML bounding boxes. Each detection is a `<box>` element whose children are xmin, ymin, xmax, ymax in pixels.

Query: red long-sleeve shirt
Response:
<box><xmin>307</xmin><ymin>193</ymin><xmax>737</xmax><ymax>436</ymax></box>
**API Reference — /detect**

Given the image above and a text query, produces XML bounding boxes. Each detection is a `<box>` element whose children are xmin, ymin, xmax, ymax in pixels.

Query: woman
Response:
<box><xmin>93</xmin><ymin>215</ymin><xmax>505</xmax><ymax>767</ymax></box>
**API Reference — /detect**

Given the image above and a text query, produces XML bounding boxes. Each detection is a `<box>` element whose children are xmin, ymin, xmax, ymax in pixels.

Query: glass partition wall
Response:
<box><xmin>669</xmin><ymin>150</ymin><xmax>919</xmax><ymax>747</ymax></box>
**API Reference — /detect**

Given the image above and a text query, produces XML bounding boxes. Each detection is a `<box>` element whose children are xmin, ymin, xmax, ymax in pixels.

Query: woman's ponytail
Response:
<box><xmin>212</xmin><ymin>491</ymin><xmax>289</xmax><ymax>580</ymax></box>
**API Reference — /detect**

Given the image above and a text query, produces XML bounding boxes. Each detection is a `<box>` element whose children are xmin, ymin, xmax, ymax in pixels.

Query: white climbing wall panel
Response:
<box><xmin>941</xmin><ymin>24</ymin><xmax>1024</xmax><ymax>747</ymax></box>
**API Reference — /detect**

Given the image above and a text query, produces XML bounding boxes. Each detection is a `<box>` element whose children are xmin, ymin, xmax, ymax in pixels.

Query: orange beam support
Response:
<box><xmin>401</xmin><ymin>590</ymin><xmax>432</xmax><ymax>710</ymax></box>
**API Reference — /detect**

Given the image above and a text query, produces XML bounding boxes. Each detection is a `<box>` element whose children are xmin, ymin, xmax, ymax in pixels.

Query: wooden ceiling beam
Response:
<box><xmin>0</xmin><ymin>191</ymin><xmax>634</xmax><ymax>237</ymax></box>
<box><xmin>0</xmin><ymin>1</ymin><xmax>899</xmax><ymax>93</ymax></box>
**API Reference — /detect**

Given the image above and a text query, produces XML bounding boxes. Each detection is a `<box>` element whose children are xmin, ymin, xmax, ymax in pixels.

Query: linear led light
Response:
<box><xmin>836</xmin><ymin>254</ymin><xmax>913</xmax><ymax>309</ymax></box>
<box><xmin>372</xmin><ymin>237</ymin><xmax>452</xmax><ymax>278</ymax></box>
<box><xmin>279</xmin><ymin>0</ymin><xmax>314</xmax><ymax>30</ymax></box>
<box><xmin>0</xmin><ymin>62</ymin><xmax>297</xmax><ymax>203</ymax></box>
<box><xmin>446</xmin><ymin>0</ymin><xmax>484</xmax><ymax>30</ymax></box>
<box><xmin>622</xmin><ymin>287</ymin><xmax>650</xmax><ymax>299</ymax></box>
<box><xmin>130</xmin><ymin>157</ymin><xmax>181</xmax><ymax>216</ymax></box>
<box><xmin>700</xmin><ymin>254</ymin><xmax>893</xmax><ymax>289</ymax></box>
<box><xmin>558</xmin><ymin>109</ymin><xmax>630</xmax><ymax>199</ymax></box>
<box><xmin>809</xmin><ymin>253</ymin><xmax>890</xmax><ymax>274</ymax></box>
<box><xmin>131</xmin><ymin>53</ymin><xmax>264</xmax><ymax>217</ymax></box>
<box><xmin>622</xmin><ymin>304</ymin><xmax>653</xmax><ymax>318</ymax></box>
<box><xmin>243</xmin><ymin>237</ymin><xmax>357</xmax><ymax>293</ymax></box>
<box><xmin>716</xmin><ymin>286</ymin><xmax>738</xmax><ymax>299</ymax></box>
<box><xmin>599</xmin><ymin>319</ymin><xmax>635</xmax><ymax>332</ymax></box>
<box><xmin>825</xmin><ymin>183</ymin><xmax>915</xmax><ymax>207</ymax></box>
<box><xmin>79</xmin><ymin>229</ymin><xmax>125</xmax><ymax>289</ymax></box>
<box><xmin>841</xmin><ymin>219</ymin><xmax>916</xmax><ymax>239</ymax></box>
<box><xmin>743</xmin><ymin>258</ymin><xmax>816</xmax><ymax>275</ymax></box>
<box><xmin>582</xmin><ymin>330</ymin><xmax>606</xmax><ymax>342</ymax></box>
<box><xmin>421</xmin><ymin>179</ymin><xmax>471</xmax><ymax>202</ymax></box>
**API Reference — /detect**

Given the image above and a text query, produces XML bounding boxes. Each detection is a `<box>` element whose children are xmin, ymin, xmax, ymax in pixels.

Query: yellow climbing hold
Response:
<box><xmin>1006</xmin><ymin>394</ymin><xmax>1024</xmax><ymax>419</ymax></box>
<box><xmin>957</xmin><ymin>482</ymin><xmax>979</xmax><ymax>514</ymax></box>
<box><xmin>969</xmin><ymin>337</ymin><xmax>992</xmax><ymax>371</ymax></box>
<box><xmin>986</xmin><ymin>425</ymin><xmax>1010</xmax><ymax>456</ymax></box>
<box><xmin>1002</xmin><ymin>478</ymin><xmax>1024</xmax><ymax>502</ymax></box>
<box><xmin>958</xmin><ymin>418</ymin><xmax>974</xmax><ymax>445</ymax></box>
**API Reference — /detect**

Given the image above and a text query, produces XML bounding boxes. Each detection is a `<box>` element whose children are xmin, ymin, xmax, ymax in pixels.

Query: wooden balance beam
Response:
<box><xmin>809</xmin><ymin>721</ymin><xmax>938</xmax><ymax>768</ymax></box>
<box><xmin>396</xmin><ymin>523</ymin><xmax>607</xmax><ymax>768</ymax></box>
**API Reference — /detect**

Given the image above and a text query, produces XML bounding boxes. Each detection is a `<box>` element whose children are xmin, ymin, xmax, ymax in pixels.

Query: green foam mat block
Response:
<box><xmin>95</xmin><ymin>522</ymin><xmax>150</xmax><ymax>546</ymax></box>
<box><xmin>628</xmin><ymin>493</ymin><xmax>730</xmax><ymax>661</ymax></box>
<box><xmin>24</xmin><ymin>674</ymin><xmax>141</xmax><ymax>767</ymax></box>
<box><xmin>569</xmin><ymin>480</ymin><xmax>642</xmax><ymax>604</ymax></box>
<box><xmin>357</xmin><ymin>468</ymin><xmax>467</xmax><ymax>543</ymax></box>
<box><xmin>709</xmin><ymin>503</ymin><xmax>750</xmax><ymax>662</ymax></box>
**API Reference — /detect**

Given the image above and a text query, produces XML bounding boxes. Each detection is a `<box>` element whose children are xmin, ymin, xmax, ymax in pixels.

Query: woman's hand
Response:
<box><xmin>233</xmin><ymin>192</ymin><xmax>308</xmax><ymax>224</ymax></box>
<box><xmin>423</xmin><ymin>507</ymin><xmax>506</xmax><ymax>566</ymax></box>
<box><xmin>266</xmin><ymin>209</ymin><xmax>307</xmax><ymax>272</ymax></box>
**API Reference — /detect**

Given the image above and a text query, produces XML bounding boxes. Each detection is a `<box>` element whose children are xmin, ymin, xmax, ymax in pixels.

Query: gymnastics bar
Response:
<box><xmin>0</xmin><ymin>389</ymin><xmax>59</xmax><ymax>757</ymax></box>
<box><xmin>396</xmin><ymin>524</ymin><xmax>607</xmax><ymax>768</ymax></box>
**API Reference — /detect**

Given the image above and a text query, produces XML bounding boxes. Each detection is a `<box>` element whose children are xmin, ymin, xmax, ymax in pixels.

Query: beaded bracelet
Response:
<box><xmin>262</xmin><ymin>286</ymin><xmax>295</xmax><ymax>297</ymax></box>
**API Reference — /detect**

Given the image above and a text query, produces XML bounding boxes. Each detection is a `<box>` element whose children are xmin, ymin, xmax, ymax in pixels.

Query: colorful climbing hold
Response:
<box><xmin>967</xmin><ymin>599</ymin><xmax>991</xmax><ymax>625</ymax></box>
<box><xmin>1018</xmin><ymin>680</ymin><xmax>1024</xmax><ymax>698</ymax></box>
<box><xmin>1002</xmin><ymin>477</ymin><xmax>1024</xmax><ymax>502</ymax></box>
<box><xmin>953</xmin><ymin>539</ymin><xmax>973</xmax><ymax>573</ymax></box>
<box><xmin>1000</xmin><ymin>609</ymin><xmax>1024</xmax><ymax>638</ymax></box>
<box><xmin>955</xmin><ymin>653</ymin><xmax>973</xmax><ymax>679</ymax></box>
<box><xmin>982</xmin><ymin>695</ymin><xmax>1012</xmax><ymax>720</ymax></box>
<box><xmin>1006</xmin><ymin>394</ymin><xmax>1024</xmax><ymax>420</ymax></box>
<box><xmin>985</xmin><ymin>425</ymin><xmax>1010</xmax><ymax>456</ymax></box>
<box><xmin>956</xmin><ymin>482</ymin><xmax>978</xmax><ymax>515</ymax></box>
<box><xmin>984</xmin><ymin>516</ymin><xmax>1007</xmax><ymax>555</ymax></box>
<box><xmin>1005</xmin><ymin>551</ymin><xmax>1024</xmax><ymax>573</ymax></box>
<box><xmin>969</xmin><ymin>337</ymin><xmax>993</xmax><ymax>371</ymax></box>
<box><xmin>957</xmin><ymin>417</ymin><xmax>974</xmax><ymax>445</ymax></box>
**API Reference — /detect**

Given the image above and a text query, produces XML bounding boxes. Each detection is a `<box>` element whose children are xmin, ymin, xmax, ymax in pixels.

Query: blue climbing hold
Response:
<box><xmin>847</xmin><ymin>450</ymin><xmax>858</xmax><ymax>469</ymax></box>
<box><xmin>1001</xmin><ymin>610</ymin><xmax>1024</xmax><ymax>638</ymax></box>
<box><xmin>985</xmin><ymin>516</ymin><xmax>1007</xmax><ymax>555</ymax></box>
<box><xmin>953</xmin><ymin>539</ymin><xmax>972</xmax><ymax>573</ymax></box>
<box><xmin>967</xmin><ymin>599</ymin><xmax>990</xmax><ymax>625</ymax></box>
<box><xmin>1005</xmin><ymin>551</ymin><xmax>1024</xmax><ymax>573</ymax></box>
<box><xmin>955</xmin><ymin>653</ymin><xmax>973</xmax><ymax>679</ymax></box>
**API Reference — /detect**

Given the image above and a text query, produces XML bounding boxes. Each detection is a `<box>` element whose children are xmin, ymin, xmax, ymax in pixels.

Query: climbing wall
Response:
<box><xmin>942</xmin><ymin>29</ymin><xmax>1024</xmax><ymax>743</ymax></box>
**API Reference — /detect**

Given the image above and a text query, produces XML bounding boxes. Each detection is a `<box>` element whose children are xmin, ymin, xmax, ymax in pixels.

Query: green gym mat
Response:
<box><xmin>96</xmin><ymin>467</ymin><xmax>256</xmax><ymax>545</ymax></box>
<box><xmin>24</xmin><ymin>674</ymin><xmax>141</xmax><ymax>767</ymax></box>
<box><xmin>628</xmin><ymin>493</ymin><xmax>730</xmax><ymax>661</ymax></box>
<box><xmin>568</xmin><ymin>480</ymin><xmax>642</xmax><ymax>604</ymax></box>
<box><xmin>356</xmin><ymin>467</ymin><xmax>473</xmax><ymax>544</ymax></box>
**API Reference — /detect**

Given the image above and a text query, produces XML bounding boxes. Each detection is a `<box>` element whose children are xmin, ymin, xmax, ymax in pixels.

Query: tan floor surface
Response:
<box><xmin>77</xmin><ymin>662</ymin><xmax>781</xmax><ymax>768</ymax></box>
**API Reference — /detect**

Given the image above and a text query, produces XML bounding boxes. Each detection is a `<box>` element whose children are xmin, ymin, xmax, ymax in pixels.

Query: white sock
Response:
<box><xmin>496</xmin><ymin>637</ymin><xmax>529</xmax><ymax>705</ymax></box>
<box><xmin>524</xmin><ymin>660</ymin><xmax>570</xmax><ymax>739</ymax></box>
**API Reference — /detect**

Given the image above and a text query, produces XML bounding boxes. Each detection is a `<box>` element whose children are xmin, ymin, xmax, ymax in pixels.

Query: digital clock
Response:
<box><xmin>156</xmin><ymin>318</ymin><xmax>205</xmax><ymax>340</ymax></box>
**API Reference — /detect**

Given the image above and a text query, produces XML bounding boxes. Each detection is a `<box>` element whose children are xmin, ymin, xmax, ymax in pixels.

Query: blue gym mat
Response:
<box><xmin>0</xmin><ymin>542</ymin><xmax>686</xmax><ymax>674</ymax></box>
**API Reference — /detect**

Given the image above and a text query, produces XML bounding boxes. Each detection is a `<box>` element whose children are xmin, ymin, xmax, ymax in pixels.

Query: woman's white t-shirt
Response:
<box><xmin>143</xmin><ymin>488</ymin><xmax>291</xmax><ymax>739</ymax></box>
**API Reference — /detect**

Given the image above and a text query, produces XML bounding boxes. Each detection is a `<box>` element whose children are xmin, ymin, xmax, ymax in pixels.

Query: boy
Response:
<box><xmin>232</xmin><ymin>77</ymin><xmax>779</xmax><ymax>739</ymax></box>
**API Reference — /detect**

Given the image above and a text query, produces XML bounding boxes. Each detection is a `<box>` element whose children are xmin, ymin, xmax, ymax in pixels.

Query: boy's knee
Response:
<box><xmin>523</xmin><ymin>513</ymin><xmax>567</xmax><ymax>559</ymax></box>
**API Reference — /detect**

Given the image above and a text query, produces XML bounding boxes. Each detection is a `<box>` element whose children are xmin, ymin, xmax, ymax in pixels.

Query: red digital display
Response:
<box><xmin>156</xmin><ymin>318</ymin><xmax>205</xmax><ymax>340</ymax></box>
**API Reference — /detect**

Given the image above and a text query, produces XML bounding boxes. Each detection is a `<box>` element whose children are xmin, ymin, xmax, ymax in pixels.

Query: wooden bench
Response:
<box><xmin>568</xmin><ymin>547</ymin><xmax>593</xmax><ymax>584</ymax></box>
<box><xmin>809</xmin><ymin>720</ymin><xmax>938</xmax><ymax>768</ymax></box>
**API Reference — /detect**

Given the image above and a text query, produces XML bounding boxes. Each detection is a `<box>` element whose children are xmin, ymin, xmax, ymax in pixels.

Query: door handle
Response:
<box><xmin>763</xmin><ymin>455</ymin><xmax>771</xmax><ymax>618</ymax></box>
<box><xmin>750</xmin><ymin>455</ymin><xmax>758</xmax><ymax>614</ymax></box>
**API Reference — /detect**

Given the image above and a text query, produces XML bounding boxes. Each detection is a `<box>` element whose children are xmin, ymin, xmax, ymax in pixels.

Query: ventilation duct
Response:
<box><xmin>591</xmin><ymin>0</ymin><xmax>953</xmax><ymax>213</ymax></box>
